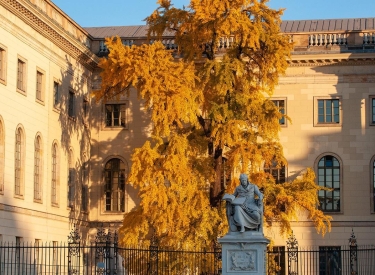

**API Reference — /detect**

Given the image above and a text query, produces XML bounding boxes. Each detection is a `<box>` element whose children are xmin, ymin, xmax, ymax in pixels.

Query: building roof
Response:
<box><xmin>281</xmin><ymin>18</ymin><xmax>375</xmax><ymax>33</ymax></box>
<box><xmin>85</xmin><ymin>25</ymin><xmax>175</xmax><ymax>39</ymax></box>
<box><xmin>85</xmin><ymin>18</ymin><xmax>375</xmax><ymax>39</ymax></box>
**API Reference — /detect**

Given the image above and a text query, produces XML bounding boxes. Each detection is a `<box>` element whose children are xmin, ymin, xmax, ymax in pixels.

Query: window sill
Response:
<box><xmin>14</xmin><ymin>194</ymin><xmax>24</xmax><ymax>200</ymax></box>
<box><xmin>33</xmin><ymin>199</ymin><xmax>43</xmax><ymax>204</ymax></box>
<box><xmin>0</xmin><ymin>78</ymin><xmax>6</xmax><ymax>86</ymax></box>
<box><xmin>35</xmin><ymin>98</ymin><xmax>45</xmax><ymax>106</ymax></box>
<box><xmin>53</xmin><ymin>106</ymin><xmax>60</xmax><ymax>113</ymax></box>
<box><xmin>16</xmin><ymin>88</ymin><xmax>27</xmax><ymax>96</ymax></box>
<box><xmin>51</xmin><ymin>203</ymin><xmax>59</xmax><ymax>208</ymax></box>
<box><xmin>314</xmin><ymin>123</ymin><xmax>341</xmax><ymax>127</ymax></box>
<box><xmin>322</xmin><ymin>211</ymin><xmax>343</xmax><ymax>215</ymax></box>
<box><xmin>103</xmin><ymin>126</ymin><xmax>127</xmax><ymax>131</ymax></box>
<box><xmin>102</xmin><ymin>211</ymin><xmax>125</xmax><ymax>215</ymax></box>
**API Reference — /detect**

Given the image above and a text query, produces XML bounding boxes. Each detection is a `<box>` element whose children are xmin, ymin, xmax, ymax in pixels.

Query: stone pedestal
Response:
<box><xmin>218</xmin><ymin>231</ymin><xmax>269</xmax><ymax>275</ymax></box>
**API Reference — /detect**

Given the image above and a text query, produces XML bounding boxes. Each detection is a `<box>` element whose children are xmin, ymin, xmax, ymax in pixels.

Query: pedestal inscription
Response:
<box><xmin>229</xmin><ymin>250</ymin><xmax>256</xmax><ymax>271</ymax></box>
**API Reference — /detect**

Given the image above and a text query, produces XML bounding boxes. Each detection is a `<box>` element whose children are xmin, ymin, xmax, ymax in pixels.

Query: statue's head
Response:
<box><xmin>239</xmin><ymin>173</ymin><xmax>249</xmax><ymax>187</ymax></box>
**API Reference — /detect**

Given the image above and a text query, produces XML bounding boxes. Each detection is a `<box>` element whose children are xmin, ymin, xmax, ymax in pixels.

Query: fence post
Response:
<box><xmin>95</xmin><ymin>225</ymin><xmax>111</xmax><ymax>275</ymax></box>
<box><xmin>349</xmin><ymin>229</ymin><xmax>358</xmax><ymax>275</ymax></box>
<box><xmin>113</xmin><ymin>231</ymin><xmax>119</xmax><ymax>274</ymax></box>
<box><xmin>214</xmin><ymin>240</ymin><xmax>222</xmax><ymax>274</ymax></box>
<box><xmin>149</xmin><ymin>235</ymin><xmax>159</xmax><ymax>275</ymax></box>
<box><xmin>287</xmin><ymin>231</ymin><xmax>298</xmax><ymax>275</ymax></box>
<box><xmin>68</xmin><ymin>224</ymin><xmax>81</xmax><ymax>275</ymax></box>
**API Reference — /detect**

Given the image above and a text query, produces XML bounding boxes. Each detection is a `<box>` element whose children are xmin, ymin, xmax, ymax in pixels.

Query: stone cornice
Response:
<box><xmin>279</xmin><ymin>74</ymin><xmax>375</xmax><ymax>84</ymax></box>
<box><xmin>288</xmin><ymin>52</ymin><xmax>375</xmax><ymax>67</ymax></box>
<box><xmin>1</xmin><ymin>0</ymin><xmax>99</xmax><ymax>70</ymax></box>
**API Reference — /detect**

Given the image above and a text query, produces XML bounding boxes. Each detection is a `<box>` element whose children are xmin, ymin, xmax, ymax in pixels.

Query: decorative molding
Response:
<box><xmin>279</xmin><ymin>74</ymin><xmax>375</xmax><ymax>84</ymax></box>
<box><xmin>288</xmin><ymin>52</ymin><xmax>375</xmax><ymax>67</ymax></box>
<box><xmin>1</xmin><ymin>0</ymin><xmax>99</xmax><ymax>70</ymax></box>
<box><xmin>267</xmin><ymin>220</ymin><xmax>375</xmax><ymax>227</ymax></box>
<box><xmin>0</xmin><ymin>12</ymin><xmax>89</xmax><ymax>85</ymax></box>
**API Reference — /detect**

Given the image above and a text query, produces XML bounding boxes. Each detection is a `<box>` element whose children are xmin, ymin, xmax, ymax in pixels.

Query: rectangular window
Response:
<box><xmin>53</xmin><ymin>81</ymin><xmax>60</xmax><ymax>108</ymax></box>
<box><xmin>83</xmin><ymin>98</ymin><xmax>89</xmax><ymax>118</ymax></box>
<box><xmin>82</xmin><ymin>185</ymin><xmax>88</xmax><ymax>212</ymax></box>
<box><xmin>269</xmin><ymin>246</ymin><xmax>286</xmax><ymax>275</ymax></box>
<box><xmin>81</xmin><ymin>162</ymin><xmax>88</xmax><ymax>212</ymax></box>
<box><xmin>36</xmin><ymin>70</ymin><xmax>44</xmax><ymax>102</ymax></box>
<box><xmin>68</xmin><ymin>90</ymin><xmax>75</xmax><ymax>118</ymax></box>
<box><xmin>17</xmin><ymin>58</ymin><xmax>26</xmax><ymax>92</ymax></box>
<box><xmin>99</xmin><ymin>40</ymin><xmax>108</xmax><ymax>52</ymax></box>
<box><xmin>83</xmin><ymin>98</ymin><xmax>89</xmax><ymax>127</ymax></box>
<box><xmin>272</xmin><ymin>99</ymin><xmax>286</xmax><ymax>125</ymax></box>
<box><xmin>319</xmin><ymin>246</ymin><xmax>341</xmax><ymax>275</ymax></box>
<box><xmin>0</xmin><ymin>45</ymin><xmax>7</xmax><ymax>84</ymax></box>
<box><xmin>68</xmin><ymin>168</ymin><xmax>75</xmax><ymax>208</ymax></box>
<box><xmin>318</xmin><ymin>99</ymin><xmax>340</xmax><ymax>123</ymax></box>
<box><xmin>370</xmin><ymin>97</ymin><xmax>375</xmax><ymax>125</ymax></box>
<box><xmin>105</xmin><ymin>104</ymin><xmax>126</xmax><ymax>127</ymax></box>
<box><xmin>0</xmin><ymin>48</ymin><xmax>3</xmax><ymax>80</ymax></box>
<box><xmin>264</xmin><ymin>165</ymin><xmax>286</xmax><ymax>184</ymax></box>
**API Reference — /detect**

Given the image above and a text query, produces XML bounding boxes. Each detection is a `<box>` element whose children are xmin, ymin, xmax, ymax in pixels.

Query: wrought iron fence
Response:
<box><xmin>0</xmin><ymin>242</ymin><xmax>221</xmax><ymax>275</ymax></box>
<box><xmin>1</xmin><ymin>242</ymin><xmax>375</xmax><ymax>275</ymax></box>
<box><xmin>1</xmin><ymin>227</ymin><xmax>374</xmax><ymax>275</ymax></box>
<box><xmin>267</xmin><ymin>245</ymin><xmax>375</xmax><ymax>275</ymax></box>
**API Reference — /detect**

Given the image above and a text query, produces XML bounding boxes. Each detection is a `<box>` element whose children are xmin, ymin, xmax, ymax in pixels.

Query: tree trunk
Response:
<box><xmin>210</xmin><ymin>147</ymin><xmax>223</xmax><ymax>208</ymax></box>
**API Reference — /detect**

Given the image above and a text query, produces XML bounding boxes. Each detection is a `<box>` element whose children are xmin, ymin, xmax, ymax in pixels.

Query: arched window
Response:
<box><xmin>0</xmin><ymin>118</ymin><xmax>4</xmax><ymax>194</ymax></box>
<box><xmin>51</xmin><ymin>142</ymin><xmax>59</xmax><ymax>206</ymax></box>
<box><xmin>104</xmin><ymin>158</ymin><xmax>126</xmax><ymax>212</ymax></box>
<box><xmin>34</xmin><ymin>135</ymin><xmax>42</xmax><ymax>201</ymax></box>
<box><xmin>67</xmin><ymin>149</ymin><xmax>75</xmax><ymax>208</ymax></box>
<box><xmin>317</xmin><ymin>155</ymin><xmax>341</xmax><ymax>212</ymax></box>
<box><xmin>15</xmin><ymin>127</ymin><xmax>24</xmax><ymax>197</ymax></box>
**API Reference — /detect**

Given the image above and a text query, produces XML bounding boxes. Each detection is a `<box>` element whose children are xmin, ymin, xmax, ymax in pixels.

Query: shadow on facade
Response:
<box><xmin>56</xmin><ymin>54</ymin><xmax>151</xmax><ymax>241</ymax></box>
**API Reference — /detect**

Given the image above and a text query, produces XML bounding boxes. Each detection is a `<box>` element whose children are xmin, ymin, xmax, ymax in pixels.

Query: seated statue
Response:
<box><xmin>223</xmin><ymin>173</ymin><xmax>263</xmax><ymax>233</ymax></box>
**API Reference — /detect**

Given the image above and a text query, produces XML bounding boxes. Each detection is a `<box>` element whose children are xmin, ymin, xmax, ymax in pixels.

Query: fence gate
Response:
<box><xmin>67</xmin><ymin>224</ymin><xmax>121</xmax><ymax>275</ymax></box>
<box><xmin>287</xmin><ymin>231</ymin><xmax>298</xmax><ymax>275</ymax></box>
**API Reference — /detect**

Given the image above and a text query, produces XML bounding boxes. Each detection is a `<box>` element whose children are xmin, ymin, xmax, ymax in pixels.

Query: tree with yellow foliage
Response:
<box><xmin>94</xmin><ymin>0</ymin><xmax>331</xmax><ymax>248</ymax></box>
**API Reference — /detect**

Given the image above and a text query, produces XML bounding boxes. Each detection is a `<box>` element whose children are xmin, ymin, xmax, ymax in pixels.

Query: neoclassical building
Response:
<box><xmin>1</xmin><ymin>0</ymin><xmax>375</xmax><ymax>248</ymax></box>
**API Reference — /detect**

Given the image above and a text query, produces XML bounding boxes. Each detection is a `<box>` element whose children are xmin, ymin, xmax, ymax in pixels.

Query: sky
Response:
<box><xmin>51</xmin><ymin>0</ymin><xmax>375</xmax><ymax>27</ymax></box>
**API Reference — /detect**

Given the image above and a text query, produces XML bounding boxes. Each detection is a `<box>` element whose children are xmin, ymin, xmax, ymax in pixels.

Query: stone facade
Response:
<box><xmin>0</xmin><ymin>0</ymin><xmax>375</xmax><ymax>250</ymax></box>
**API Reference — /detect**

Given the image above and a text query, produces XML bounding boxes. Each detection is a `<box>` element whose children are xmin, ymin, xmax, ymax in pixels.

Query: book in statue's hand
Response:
<box><xmin>222</xmin><ymin>193</ymin><xmax>246</xmax><ymax>205</ymax></box>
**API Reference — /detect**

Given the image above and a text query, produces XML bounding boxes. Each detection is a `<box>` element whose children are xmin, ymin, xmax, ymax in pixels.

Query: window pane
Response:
<box><xmin>34</xmin><ymin>137</ymin><xmax>41</xmax><ymax>200</ymax></box>
<box><xmin>318</xmin><ymin>99</ymin><xmax>340</xmax><ymax>124</ymax></box>
<box><xmin>104</xmin><ymin>158</ymin><xmax>126</xmax><ymax>212</ymax></box>
<box><xmin>105</xmin><ymin>105</ymin><xmax>113</xmax><ymax>126</ymax></box>
<box><xmin>318</xmin><ymin>156</ymin><xmax>340</xmax><ymax>212</ymax></box>
<box><xmin>17</xmin><ymin>60</ymin><xmax>24</xmax><ymax>91</ymax></box>
<box><xmin>113</xmin><ymin>105</ymin><xmax>120</xmax><ymax>126</ymax></box>
<box><xmin>105</xmin><ymin>104</ymin><xmax>126</xmax><ymax>127</ymax></box>
<box><xmin>36</xmin><ymin>72</ymin><xmax>43</xmax><ymax>100</ymax></box>
<box><xmin>68</xmin><ymin>92</ymin><xmax>75</xmax><ymax>117</ymax></box>
<box><xmin>0</xmin><ymin>49</ymin><xmax>3</xmax><ymax>80</ymax></box>
<box><xmin>53</xmin><ymin>82</ymin><xmax>59</xmax><ymax>107</ymax></box>
<box><xmin>120</xmin><ymin>104</ymin><xmax>126</xmax><ymax>127</ymax></box>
